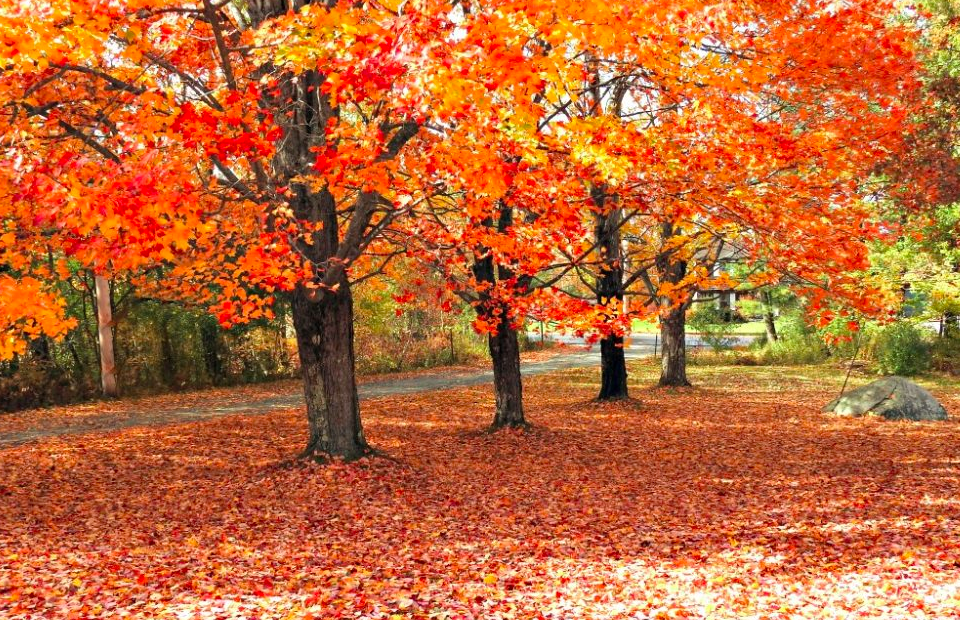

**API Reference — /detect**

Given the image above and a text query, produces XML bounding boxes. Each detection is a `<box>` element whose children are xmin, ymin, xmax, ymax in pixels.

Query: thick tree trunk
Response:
<box><xmin>488</xmin><ymin>314</ymin><xmax>525</xmax><ymax>429</ymax></box>
<box><xmin>598</xmin><ymin>334</ymin><xmax>629</xmax><ymax>400</ymax></box>
<box><xmin>246</xmin><ymin>0</ymin><xmax>415</xmax><ymax>459</ymax></box>
<box><xmin>471</xmin><ymin>204</ymin><xmax>528</xmax><ymax>429</ymax></box>
<box><xmin>94</xmin><ymin>275</ymin><xmax>119</xmax><ymax>397</ymax></box>
<box><xmin>659</xmin><ymin>304</ymin><xmax>690</xmax><ymax>387</ymax></box>
<box><xmin>292</xmin><ymin>276</ymin><xmax>368</xmax><ymax>461</ymax></box>
<box><xmin>656</xmin><ymin>222</ymin><xmax>690</xmax><ymax>388</ymax></box>
<box><xmin>593</xmin><ymin>187</ymin><xmax>629</xmax><ymax>401</ymax></box>
<box><xmin>253</xmin><ymin>1</ymin><xmax>368</xmax><ymax>460</ymax></box>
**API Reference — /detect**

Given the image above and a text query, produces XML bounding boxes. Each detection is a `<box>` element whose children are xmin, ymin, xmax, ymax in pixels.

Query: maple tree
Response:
<box><xmin>0</xmin><ymin>276</ymin><xmax>74</xmax><ymax>360</ymax></box>
<box><xmin>530</xmin><ymin>0</ymin><xmax>927</xmax><ymax>395</ymax></box>
<box><xmin>873</xmin><ymin>0</ymin><xmax>960</xmax><ymax>335</ymax></box>
<box><xmin>0</xmin><ymin>0</ymin><xmax>553</xmax><ymax>458</ymax></box>
<box><xmin>405</xmin><ymin>150</ymin><xmax>591</xmax><ymax>427</ymax></box>
<box><xmin>641</xmin><ymin>221</ymin><xmax>740</xmax><ymax>387</ymax></box>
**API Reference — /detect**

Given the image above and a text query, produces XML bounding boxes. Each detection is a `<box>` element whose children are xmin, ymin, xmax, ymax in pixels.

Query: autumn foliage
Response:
<box><xmin>0</xmin><ymin>0</ymin><xmax>926</xmax><ymax>345</ymax></box>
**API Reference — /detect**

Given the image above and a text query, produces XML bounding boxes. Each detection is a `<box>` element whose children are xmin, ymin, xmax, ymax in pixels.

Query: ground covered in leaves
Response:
<box><xmin>2</xmin><ymin>362</ymin><xmax>960</xmax><ymax>619</ymax></box>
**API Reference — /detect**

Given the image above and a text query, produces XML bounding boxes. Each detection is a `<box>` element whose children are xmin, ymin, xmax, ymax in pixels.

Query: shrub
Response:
<box><xmin>745</xmin><ymin>308</ymin><xmax>828</xmax><ymax>365</ymax></box>
<box><xmin>874</xmin><ymin>322</ymin><xmax>931</xmax><ymax>376</ymax></box>
<box><xmin>0</xmin><ymin>359</ymin><xmax>92</xmax><ymax>413</ymax></box>
<box><xmin>737</xmin><ymin>299</ymin><xmax>766</xmax><ymax>320</ymax></box>
<box><xmin>755</xmin><ymin>335</ymin><xmax>830</xmax><ymax>365</ymax></box>
<box><xmin>931</xmin><ymin>336</ymin><xmax>960</xmax><ymax>375</ymax></box>
<box><xmin>687</xmin><ymin>305</ymin><xmax>738</xmax><ymax>352</ymax></box>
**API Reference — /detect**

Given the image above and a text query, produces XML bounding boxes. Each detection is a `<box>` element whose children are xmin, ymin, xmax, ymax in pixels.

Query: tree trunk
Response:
<box><xmin>488</xmin><ymin>313</ymin><xmax>525</xmax><ymax>429</ymax></box>
<box><xmin>199</xmin><ymin>317</ymin><xmax>224</xmax><ymax>385</ymax></box>
<box><xmin>598</xmin><ymin>334</ymin><xmax>629</xmax><ymax>400</ymax></box>
<box><xmin>944</xmin><ymin>311</ymin><xmax>959</xmax><ymax>339</ymax></box>
<box><xmin>764</xmin><ymin>310</ymin><xmax>778</xmax><ymax>343</ymax></box>
<box><xmin>659</xmin><ymin>304</ymin><xmax>690</xmax><ymax>387</ymax></box>
<box><xmin>246</xmin><ymin>0</ymin><xmax>416</xmax><ymax>459</ymax></box>
<box><xmin>473</xmin><ymin>204</ymin><xmax>527</xmax><ymax>429</ymax></box>
<box><xmin>158</xmin><ymin>312</ymin><xmax>176</xmax><ymax>387</ymax></box>
<box><xmin>656</xmin><ymin>222</ymin><xmax>690</xmax><ymax>388</ymax></box>
<box><xmin>762</xmin><ymin>291</ymin><xmax>779</xmax><ymax>342</ymax></box>
<box><xmin>252</xmin><ymin>0</ymin><xmax>368</xmax><ymax>460</ymax></box>
<box><xmin>292</xmin><ymin>275</ymin><xmax>368</xmax><ymax>462</ymax></box>
<box><xmin>94</xmin><ymin>275</ymin><xmax>119</xmax><ymax>397</ymax></box>
<box><xmin>593</xmin><ymin>186</ymin><xmax>629</xmax><ymax>400</ymax></box>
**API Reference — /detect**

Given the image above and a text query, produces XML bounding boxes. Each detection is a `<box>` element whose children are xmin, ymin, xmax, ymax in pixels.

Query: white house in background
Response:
<box><xmin>692</xmin><ymin>242</ymin><xmax>748</xmax><ymax>318</ymax></box>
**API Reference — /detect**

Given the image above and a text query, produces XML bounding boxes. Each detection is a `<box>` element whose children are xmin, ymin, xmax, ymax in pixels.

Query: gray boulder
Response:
<box><xmin>823</xmin><ymin>376</ymin><xmax>948</xmax><ymax>421</ymax></box>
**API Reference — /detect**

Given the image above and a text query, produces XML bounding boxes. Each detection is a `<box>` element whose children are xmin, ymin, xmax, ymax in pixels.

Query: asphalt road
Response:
<box><xmin>0</xmin><ymin>332</ymin><xmax>756</xmax><ymax>448</ymax></box>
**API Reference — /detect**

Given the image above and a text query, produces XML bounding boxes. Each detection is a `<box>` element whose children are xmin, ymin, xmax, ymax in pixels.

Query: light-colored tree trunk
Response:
<box><xmin>762</xmin><ymin>290</ymin><xmax>779</xmax><ymax>342</ymax></box>
<box><xmin>94</xmin><ymin>275</ymin><xmax>118</xmax><ymax>397</ymax></box>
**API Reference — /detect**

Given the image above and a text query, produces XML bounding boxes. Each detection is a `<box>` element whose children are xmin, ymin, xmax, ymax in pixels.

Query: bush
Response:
<box><xmin>687</xmin><ymin>305</ymin><xmax>738</xmax><ymax>352</ymax></box>
<box><xmin>0</xmin><ymin>359</ymin><xmax>93</xmax><ymax>413</ymax></box>
<box><xmin>931</xmin><ymin>336</ymin><xmax>960</xmax><ymax>375</ymax></box>
<box><xmin>754</xmin><ymin>335</ymin><xmax>830</xmax><ymax>365</ymax></box>
<box><xmin>353</xmin><ymin>282</ymin><xmax>488</xmax><ymax>375</ymax></box>
<box><xmin>737</xmin><ymin>299</ymin><xmax>766</xmax><ymax>321</ymax></box>
<box><xmin>745</xmin><ymin>308</ymin><xmax>829</xmax><ymax>365</ymax></box>
<box><xmin>874</xmin><ymin>322</ymin><xmax>931</xmax><ymax>376</ymax></box>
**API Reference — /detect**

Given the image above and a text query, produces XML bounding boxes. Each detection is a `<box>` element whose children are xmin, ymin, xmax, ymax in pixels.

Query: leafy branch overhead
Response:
<box><xmin>0</xmin><ymin>0</ymin><xmax>936</xmax><ymax>354</ymax></box>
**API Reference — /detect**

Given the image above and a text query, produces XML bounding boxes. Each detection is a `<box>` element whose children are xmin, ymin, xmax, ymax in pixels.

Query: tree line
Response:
<box><xmin>1</xmin><ymin>0</ymin><xmax>958</xmax><ymax>459</ymax></box>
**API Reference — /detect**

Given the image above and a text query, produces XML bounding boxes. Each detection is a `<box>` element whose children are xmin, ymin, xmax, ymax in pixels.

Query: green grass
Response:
<box><xmin>610</xmin><ymin>355</ymin><xmax>957</xmax><ymax>395</ymax></box>
<box><xmin>629</xmin><ymin>318</ymin><xmax>779</xmax><ymax>336</ymax></box>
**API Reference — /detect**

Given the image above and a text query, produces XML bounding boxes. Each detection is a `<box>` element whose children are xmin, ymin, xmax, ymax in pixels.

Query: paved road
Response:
<box><xmin>540</xmin><ymin>332</ymin><xmax>756</xmax><ymax>358</ymax></box>
<box><xmin>0</xmin><ymin>333</ymin><xmax>755</xmax><ymax>449</ymax></box>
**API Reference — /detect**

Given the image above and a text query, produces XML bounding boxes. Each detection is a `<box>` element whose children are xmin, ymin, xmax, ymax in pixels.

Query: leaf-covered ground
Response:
<box><xmin>2</xmin><ymin>362</ymin><xmax>959</xmax><ymax>619</ymax></box>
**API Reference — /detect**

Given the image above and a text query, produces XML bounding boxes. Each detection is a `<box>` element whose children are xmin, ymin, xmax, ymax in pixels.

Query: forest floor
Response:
<box><xmin>2</xmin><ymin>362</ymin><xmax>960</xmax><ymax>619</ymax></box>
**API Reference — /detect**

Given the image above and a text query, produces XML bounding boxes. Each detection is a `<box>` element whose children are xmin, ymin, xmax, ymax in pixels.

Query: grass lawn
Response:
<box><xmin>1</xmin><ymin>361</ymin><xmax>959</xmax><ymax>619</ymax></box>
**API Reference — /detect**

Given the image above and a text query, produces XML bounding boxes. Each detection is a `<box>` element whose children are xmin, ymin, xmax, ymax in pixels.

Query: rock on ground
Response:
<box><xmin>823</xmin><ymin>376</ymin><xmax>948</xmax><ymax>421</ymax></box>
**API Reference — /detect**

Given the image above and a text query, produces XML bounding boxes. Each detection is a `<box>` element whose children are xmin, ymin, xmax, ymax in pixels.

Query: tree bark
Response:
<box><xmin>944</xmin><ymin>311</ymin><xmax>959</xmax><ymax>339</ymax></box>
<box><xmin>243</xmin><ymin>0</ymin><xmax>416</xmax><ymax>459</ymax></box>
<box><xmin>659</xmin><ymin>303</ymin><xmax>690</xmax><ymax>387</ymax></box>
<box><xmin>94</xmin><ymin>275</ymin><xmax>119</xmax><ymax>397</ymax></box>
<box><xmin>158</xmin><ymin>312</ymin><xmax>176</xmax><ymax>387</ymax></box>
<box><xmin>593</xmin><ymin>187</ymin><xmax>629</xmax><ymax>400</ymax></box>
<box><xmin>762</xmin><ymin>291</ymin><xmax>779</xmax><ymax>342</ymax></box>
<box><xmin>248</xmin><ymin>0</ymin><xmax>370</xmax><ymax>460</ymax></box>
<box><xmin>488</xmin><ymin>313</ymin><xmax>525</xmax><ymax>428</ymax></box>
<box><xmin>598</xmin><ymin>334</ymin><xmax>629</xmax><ymax>400</ymax></box>
<box><xmin>292</xmin><ymin>275</ymin><xmax>368</xmax><ymax>461</ymax></box>
<box><xmin>473</xmin><ymin>204</ymin><xmax>527</xmax><ymax>428</ymax></box>
<box><xmin>656</xmin><ymin>222</ymin><xmax>691</xmax><ymax>388</ymax></box>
